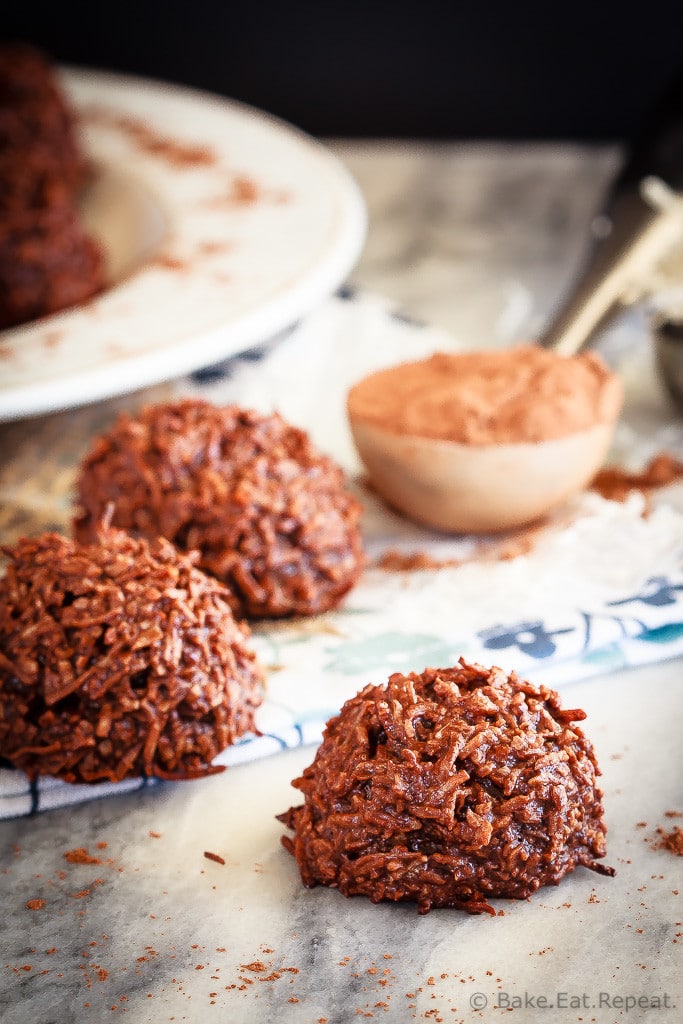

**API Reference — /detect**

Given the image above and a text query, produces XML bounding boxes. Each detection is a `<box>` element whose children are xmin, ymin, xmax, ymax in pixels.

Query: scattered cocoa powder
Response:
<box><xmin>375</xmin><ymin>549</ymin><xmax>463</xmax><ymax>572</ymax></box>
<box><xmin>656</xmin><ymin>826</ymin><xmax>683</xmax><ymax>856</ymax></box>
<box><xmin>483</xmin><ymin>525</ymin><xmax>545</xmax><ymax>561</ymax></box>
<box><xmin>63</xmin><ymin>848</ymin><xmax>102</xmax><ymax>866</ymax></box>
<box><xmin>82</xmin><ymin>107</ymin><xmax>216</xmax><ymax>168</ymax></box>
<box><xmin>591</xmin><ymin>452</ymin><xmax>683</xmax><ymax>503</ymax></box>
<box><xmin>228</xmin><ymin>176</ymin><xmax>259</xmax><ymax>204</ymax></box>
<box><xmin>150</xmin><ymin>254</ymin><xmax>188</xmax><ymax>272</ymax></box>
<box><xmin>42</xmin><ymin>329</ymin><xmax>64</xmax><ymax>349</ymax></box>
<box><xmin>205</xmin><ymin>175</ymin><xmax>289</xmax><ymax>209</ymax></box>
<box><xmin>203</xmin><ymin>851</ymin><xmax>226</xmax><ymax>866</ymax></box>
<box><xmin>375</xmin><ymin>524</ymin><xmax>543</xmax><ymax>573</ymax></box>
<box><xmin>198</xmin><ymin>240</ymin><xmax>232</xmax><ymax>256</ymax></box>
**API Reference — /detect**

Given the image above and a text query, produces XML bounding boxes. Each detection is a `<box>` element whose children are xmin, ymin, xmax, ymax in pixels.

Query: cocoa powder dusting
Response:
<box><xmin>82</xmin><ymin>107</ymin><xmax>216</xmax><ymax>167</ymax></box>
<box><xmin>591</xmin><ymin>452</ymin><xmax>683</xmax><ymax>502</ymax></box>
<box><xmin>375</xmin><ymin>524</ymin><xmax>542</xmax><ymax>573</ymax></box>
<box><xmin>63</xmin><ymin>848</ymin><xmax>102</xmax><ymax>865</ymax></box>
<box><xmin>229</xmin><ymin>176</ymin><xmax>260</xmax><ymax>203</ymax></box>
<box><xmin>376</xmin><ymin>549</ymin><xmax>464</xmax><ymax>572</ymax></box>
<box><xmin>150</xmin><ymin>254</ymin><xmax>188</xmax><ymax>272</ymax></box>
<box><xmin>205</xmin><ymin>175</ymin><xmax>290</xmax><ymax>209</ymax></box>
<box><xmin>656</xmin><ymin>826</ymin><xmax>683</xmax><ymax>856</ymax></box>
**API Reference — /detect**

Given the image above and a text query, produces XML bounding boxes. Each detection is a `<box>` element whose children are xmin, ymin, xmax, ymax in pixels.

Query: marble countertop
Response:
<box><xmin>1</xmin><ymin>142</ymin><xmax>682</xmax><ymax>1024</ymax></box>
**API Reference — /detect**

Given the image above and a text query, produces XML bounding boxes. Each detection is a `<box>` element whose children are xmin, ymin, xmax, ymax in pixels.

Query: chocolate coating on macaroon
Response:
<box><xmin>0</xmin><ymin>530</ymin><xmax>263</xmax><ymax>784</ymax></box>
<box><xmin>0</xmin><ymin>206</ymin><xmax>104</xmax><ymax>329</ymax></box>
<box><xmin>279</xmin><ymin>660</ymin><xmax>612</xmax><ymax>914</ymax></box>
<box><xmin>74</xmin><ymin>400</ymin><xmax>365</xmax><ymax>619</ymax></box>
<box><xmin>0</xmin><ymin>42</ymin><xmax>89</xmax><ymax>198</ymax></box>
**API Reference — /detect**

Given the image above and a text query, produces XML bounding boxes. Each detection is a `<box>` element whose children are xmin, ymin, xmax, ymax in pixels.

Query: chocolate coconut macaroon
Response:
<box><xmin>0</xmin><ymin>44</ymin><xmax>104</xmax><ymax>328</ymax></box>
<box><xmin>0</xmin><ymin>42</ymin><xmax>89</xmax><ymax>200</ymax></box>
<box><xmin>279</xmin><ymin>659</ymin><xmax>613</xmax><ymax>914</ymax></box>
<box><xmin>75</xmin><ymin>400</ymin><xmax>365</xmax><ymax>619</ymax></box>
<box><xmin>0</xmin><ymin>206</ymin><xmax>104</xmax><ymax>329</ymax></box>
<box><xmin>0</xmin><ymin>529</ymin><xmax>263</xmax><ymax>783</ymax></box>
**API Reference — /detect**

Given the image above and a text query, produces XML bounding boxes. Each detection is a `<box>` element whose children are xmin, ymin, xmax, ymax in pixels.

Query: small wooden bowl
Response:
<box><xmin>349</xmin><ymin>418</ymin><xmax>619</xmax><ymax>534</ymax></box>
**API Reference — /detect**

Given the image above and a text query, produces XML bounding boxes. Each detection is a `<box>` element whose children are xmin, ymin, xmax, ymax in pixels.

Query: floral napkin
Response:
<box><xmin>2</xmin><ymin>291</ymin><xmax>682</xmax><ymax>818</ymax></box>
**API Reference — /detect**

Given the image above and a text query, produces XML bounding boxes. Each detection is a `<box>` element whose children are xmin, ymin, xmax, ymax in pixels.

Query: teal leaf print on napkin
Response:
<box><xmin>636</xmin><ymin>622</ymin><xmax>683</xmax><ymax>644</ymax></box>
<box><xmin>324</xmin><ymin>632</ymin><xmax>464</xmax><ymax>676</ymax></box>
<box><xmin>580</xmin><ymin>642</ymin><xmax>628</xmax><ymax>671</ymax></box>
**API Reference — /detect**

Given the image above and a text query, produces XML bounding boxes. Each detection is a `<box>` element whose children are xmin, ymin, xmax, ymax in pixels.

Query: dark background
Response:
<box><xmin>4</xmin><ymin>1</ymin><xmax>683</xmax><ymax>141</ymax></box>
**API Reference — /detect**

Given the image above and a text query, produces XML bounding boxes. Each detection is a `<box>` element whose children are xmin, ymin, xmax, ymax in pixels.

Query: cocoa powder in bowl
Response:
<box><xmin>347</xmin><ymin>346</ymin><xmax>622</xmax><ymax>445</ymax></box>
<box><xmin>347</xmin><ymin>346</ymin><xmax>623</xmax><ymax>533</ymax></box>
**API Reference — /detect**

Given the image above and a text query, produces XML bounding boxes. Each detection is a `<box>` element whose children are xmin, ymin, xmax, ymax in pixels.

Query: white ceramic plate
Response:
<box><xmin>0</xmin><ymin>69</ymin><xmax>366</xmax><ymax>421</ymax></box>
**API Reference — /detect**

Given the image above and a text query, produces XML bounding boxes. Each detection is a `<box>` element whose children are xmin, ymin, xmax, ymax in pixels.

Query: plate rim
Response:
<box><xmin>0</xmin><ymin>67</ymin><xmax>367</xmax><ymax>422</ymax></box>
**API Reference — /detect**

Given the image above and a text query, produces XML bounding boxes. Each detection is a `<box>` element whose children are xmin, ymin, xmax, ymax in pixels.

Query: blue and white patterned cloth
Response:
<box><xmin>3</xmin><ymin>291</ymin><xmax>683</xmax><ymax>818</ymax></box>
